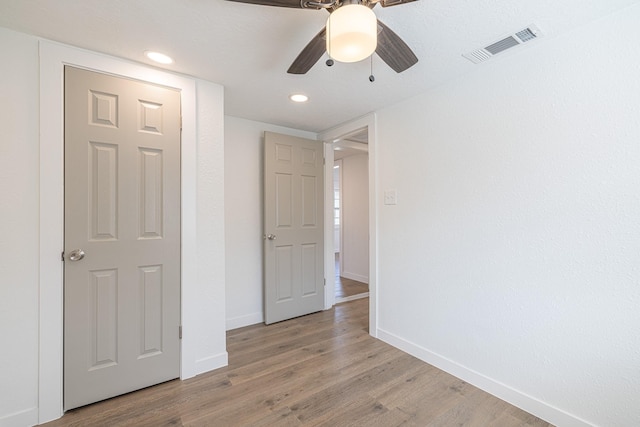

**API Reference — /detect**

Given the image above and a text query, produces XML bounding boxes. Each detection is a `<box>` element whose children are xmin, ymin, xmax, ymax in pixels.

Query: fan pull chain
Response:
<box><xmin>369</xmin><ymin>55</ymin><xmax>375</xmax><ymax>82</ymax></box>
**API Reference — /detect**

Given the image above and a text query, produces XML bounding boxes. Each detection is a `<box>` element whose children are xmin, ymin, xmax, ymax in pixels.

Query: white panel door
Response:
<box><xmin>264</xmin><ymin>132</ymin><xmax>325</xmax><ymax>324</ymax></box>
<box><xmin>64</xmin><ymin>66</ymin><xmax>181</xmax><ymax>410</ymax></box>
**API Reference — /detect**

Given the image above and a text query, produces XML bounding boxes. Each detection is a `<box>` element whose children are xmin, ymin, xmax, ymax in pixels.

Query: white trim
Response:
<box><xmin>335</xmin><ymin>292</ymin><xmax>369</xmax><ymax>304</ymax></box>
<box><xmin>0</xmin><ymin>407</ymin><xmax>38</xmax><ymax>427</ymax></box>
<box><xmin>323</xmin><ymin>143</ymin><xmax>336</xmax><ymax>310</ymax></box>
<box><xmin>194</xmin><ymin>352</ymin><xmax>230</xmax><ymax>374</ymax></box>
<box><xmin>38</xmin><ymin>40</ymin><xmax>199</xmax><ymax>424</ymax></box>
<box><xmin>377</xmin><ymin>329</ymin><xmax>592</xmax><ymax>427</ymax></box>
<box><xmin>334</xmin><ymin>158</ymin><xmax>343</xmax><ymax>257</ymax></box>
<box><xmin>226</xmin><ymin>312</ymin><xmax>264</xmax><ymax>331</ymax></box>
<box><xmin>318</xmin><ymin>114</ymin><xmax>378</xmax><ymax>337</ymax></box>
<box><xmin>340</xmin><ymin>271</ymin><xmax>369</xmax><ymax>284</ymax></box>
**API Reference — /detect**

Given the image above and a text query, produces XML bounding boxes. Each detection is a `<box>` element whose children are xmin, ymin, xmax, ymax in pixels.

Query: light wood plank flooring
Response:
<box><xmin>335</xmin><ymin>254</ymin><xmax>368</xmax><ymax>299</ymax></box>
<box><xmin>335</xmin><ymin>275</ymin><xmax>369</xmax><ymax>299</ymax></box>
<box><xmin>43</xmin><ymin>299</ymin><xmax>552</xmax><ymax>426</ymax></box>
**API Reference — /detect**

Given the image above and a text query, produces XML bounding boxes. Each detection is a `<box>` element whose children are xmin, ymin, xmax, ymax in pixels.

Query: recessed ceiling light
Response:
<box><xmin>145</xmin><ymin>51</ymin><xmax>174</xmax><ymax>65</ymax></box>
<box><xmin>289</xmin><ymin>94</ymin><xmax>309</xmax><ymax>103</ymax></box>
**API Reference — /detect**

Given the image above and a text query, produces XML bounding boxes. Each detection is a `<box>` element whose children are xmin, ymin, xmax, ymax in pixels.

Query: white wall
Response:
<box><xmin>340</xmin><ymin>154</ymin><xmax>369</xmax><ymax>283</ymax></box>
<box><xmin>224</xmin><ymin>116</ymin><xmax>316</xmax><ymax>330</ymax></box>
<box><xmin>375</xmin><ymin>4</ymin><xmax>640</xmax><ymax>427</ymax></box>
<box><xmin>0</xmin><ymin>28</ymin><xmax>227</xmax><ymax>426</ymax></box>
<box><xmin>193</xmin><ymin>79</ymin><xmax>227</xmax><ymax>372</ymax></box>
<box><xmin>0</xmin><ymin>27</ymin><xmax>40</xmax><ymax>427</ymax></box>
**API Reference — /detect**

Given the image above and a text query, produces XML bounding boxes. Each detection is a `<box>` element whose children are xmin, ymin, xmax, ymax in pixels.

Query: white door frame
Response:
<box><xmin>333</xmin><ymin>158</ymin><xmax>343</xmax><ymax>258</ymax></box>
<box><xmin>320</xmin><ymin>114</ymin><xmax>378</xmax><ymax>337</ymax></box>
<box><xmin>39</xmin><ymin>41</ymin><xmax>199</xmax><ymax>423</ymax></box>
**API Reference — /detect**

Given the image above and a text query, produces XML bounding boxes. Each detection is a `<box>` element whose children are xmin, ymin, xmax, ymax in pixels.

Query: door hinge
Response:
<box><xmin>180</xmin><ymin>116</ymin><xmax>183</xmax><ymax>131</ymax></box>
<box><xmin>61</xmin><ymin>251</ymin><xmax>65</xmax><ymax>262</ymax></box>
<box><xmin>324</xmin><ymin>278</ymin><xmax>326</xmax><ymax>287</ymax></box>
<box><xmin>179</xmin><ymin>326</ymin><xmax>183</xmax><ymax>340</ymax></box>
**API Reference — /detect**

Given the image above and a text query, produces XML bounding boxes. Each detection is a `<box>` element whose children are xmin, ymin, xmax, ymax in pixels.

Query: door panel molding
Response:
<box><xmin>264</xmin><ymin>132</ymin><xmax>325</xmax><ymax>324</ymax></box>
<box><xmin>64</xmin><ymin>66</ymin><xmax>181</xmax><ymax>409</ymax></box>
<box><xmin>38</xmin><ymin>41</ymin><xmax>208</xmax><ymax>424</ymax></box>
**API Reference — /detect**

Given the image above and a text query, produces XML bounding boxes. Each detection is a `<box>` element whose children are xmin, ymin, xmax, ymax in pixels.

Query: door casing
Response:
<box><xmin>319</xmin><ymin>115</ymin><xmax>377</xmax><ymax>336</ymax></box>
<box><xmin>38</xmin><ymin>41</ymin><xmax>212</xmax><ymax>424</ymax></box>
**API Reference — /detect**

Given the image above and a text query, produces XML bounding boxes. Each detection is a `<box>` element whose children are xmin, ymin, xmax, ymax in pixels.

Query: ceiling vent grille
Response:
<box><xmin>463</xmin><ymin>25</ymin><xmax>542</xmax><ymax>64</ymax></box>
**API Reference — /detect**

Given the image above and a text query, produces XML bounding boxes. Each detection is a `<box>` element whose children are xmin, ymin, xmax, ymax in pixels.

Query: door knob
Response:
<box><xmin>69</xmin><ymin>249</ymin><xmax>85</xmax><ymax>261</ymax></box>
<box><xmin>266</xmin><ymin>234</ymin><xmax>276</xmax><ymax>241</ymax></box>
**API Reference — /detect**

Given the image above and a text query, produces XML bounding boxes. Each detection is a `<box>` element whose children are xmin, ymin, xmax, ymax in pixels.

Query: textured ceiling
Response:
<box><xmin>0</xmin><ymin>0</ymin><xmax>637</xmax><ymax>132</ymax></box>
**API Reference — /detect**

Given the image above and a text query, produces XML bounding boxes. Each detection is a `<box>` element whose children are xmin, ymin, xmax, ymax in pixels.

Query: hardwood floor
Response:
<box><xmin>43</xmin><ymin>299</ymin><xmax>552</xmax><ymax>427</ymax></box>
<box><xmin>335</xmin><ymin>253</ymin><xmax>368</xmax><ymax>299</ymax></box>
<box><xmin>335</xmin><ymin>275</ymin><xmax>369</xmax><ymax>299</ymax></box>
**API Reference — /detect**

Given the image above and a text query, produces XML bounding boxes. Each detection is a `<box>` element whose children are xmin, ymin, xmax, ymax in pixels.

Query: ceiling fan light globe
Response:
<box><xmin>326</xmin><ymin>4</ymin><xmax>377</xmax><ymax>63</ymax></box>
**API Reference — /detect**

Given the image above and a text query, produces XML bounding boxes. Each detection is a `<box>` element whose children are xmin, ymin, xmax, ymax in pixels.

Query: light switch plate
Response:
<box><xmin>384</xmin><ymin>189</ymin><xmax>397</xmax><ymax>205</ymax></box>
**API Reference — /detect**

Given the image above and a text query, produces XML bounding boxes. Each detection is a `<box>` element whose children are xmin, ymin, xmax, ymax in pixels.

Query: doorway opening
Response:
<box><xmin>332</xmin><ymin>130</ymin><xmax>369</xmax><ymax>303</ymax></box>
<box><xmin>321</xmin><ymin>114</ymin><xmax>377</xmax><ymax>335</ymax></box>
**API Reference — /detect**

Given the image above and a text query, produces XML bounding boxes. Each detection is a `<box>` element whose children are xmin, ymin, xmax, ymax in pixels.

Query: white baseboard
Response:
<box><xmin>376</xmin><ymin>328</ymin><xmax>593</xmax><ymax>427</ymax></box>
<box><xmin>226</xmin><ymin>312</ymin><xmax>263</xmax><ymax>331</ymax></box>
<box><xmin>194</xmin><ymin>352</ymin><xmax>228</xmax><ymax>376</ymax></box>
<box><xmin>0</xmin><ymin>407</ymin><xmax>38</xmax><ymax>427</ymax></box>
<box><xmin>341</xmin><ymin>271</ymin><xmax>369</xmax><ymax>284</ymax></box>
<box><xmin>336</xmin><ymin>292</ymin><xmax>369</xmax><ymax>304</ymax></box>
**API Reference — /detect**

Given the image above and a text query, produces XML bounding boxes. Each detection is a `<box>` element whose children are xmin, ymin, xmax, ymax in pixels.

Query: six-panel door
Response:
<box><xmin>64</xmin><ymin>67</ymin><xmax>181</xmax><ymax>410</ymax></box>
<box><xmin>264</xmin><ymin>131</ymin><xmax>325</xmax><ymax>324</ymax></box>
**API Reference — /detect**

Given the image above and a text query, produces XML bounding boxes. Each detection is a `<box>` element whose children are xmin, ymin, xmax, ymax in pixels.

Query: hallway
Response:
<box><xmin>335</xmin><ymin>253</ymin><xmax>368</xmax><ymax>301</ymax></box>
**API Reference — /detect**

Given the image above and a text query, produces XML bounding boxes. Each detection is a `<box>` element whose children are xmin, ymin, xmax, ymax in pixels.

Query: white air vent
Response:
<box><xmin>463</xmin><ymin>25</ymin><xmax>542</xmax><ymax>64</ymax></box>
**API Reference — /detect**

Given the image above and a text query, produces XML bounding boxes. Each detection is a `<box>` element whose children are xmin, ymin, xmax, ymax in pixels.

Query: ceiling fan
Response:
<box><xmin>226</xmin><ymin>0</ymin><xmax>419</xmax><ymax>74</ymax></box>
